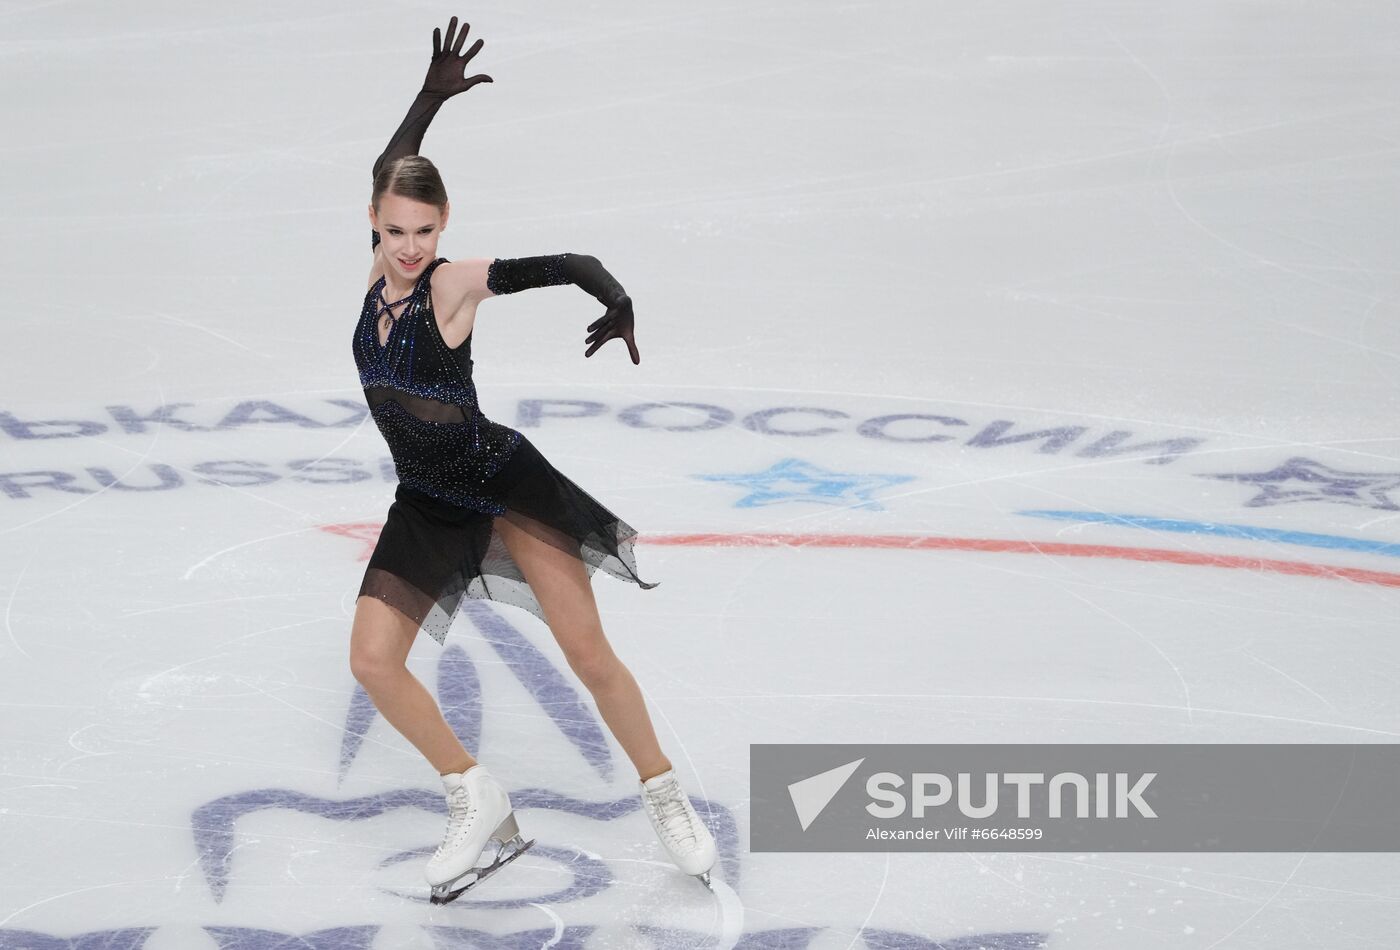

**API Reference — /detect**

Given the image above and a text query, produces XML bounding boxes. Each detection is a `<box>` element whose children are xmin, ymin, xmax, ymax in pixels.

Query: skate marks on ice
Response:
<box><xmin>192</xmin><ymin>602</ymin><xmax>742</xmax><ymax>907</ymax></box>
<box><xmin>162</xmin><ymin>597</ymin><xmax>1045</xmax><ymax>946</ymax></box>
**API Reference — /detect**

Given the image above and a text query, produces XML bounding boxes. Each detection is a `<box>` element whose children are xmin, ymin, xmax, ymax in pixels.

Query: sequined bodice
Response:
<box><xmin>352</xmin><ymin>257</ymin><xmax>522</xmax><ymax>512</ymax></box>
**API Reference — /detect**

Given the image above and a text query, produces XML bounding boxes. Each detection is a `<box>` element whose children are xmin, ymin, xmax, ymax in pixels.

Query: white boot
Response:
<box><xmin>639</xmin><ymin>767</ymin><xmax>717</xmax><ymax>889</ymax></box>
<box><xmin>424</xmin><ymin>764</ymin><xmax>534</xmax><ymax>904</ymax></box>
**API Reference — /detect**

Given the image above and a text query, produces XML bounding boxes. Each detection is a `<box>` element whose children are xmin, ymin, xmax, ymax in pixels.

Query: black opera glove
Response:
<box><xmin>486</xmin><ymin>254</ymin><xmax>642</xmax><ymax>364</ymax></box>
<box><xmin>583</xmin><ymin>294</ymin><xmax>639</xmax><ymax>363</ymax></box>
<box><xmin>420</xmin><ymin>15</ymin><xmax>493</xmax><ymax>100</ymax></box>
<box><xmin>371</xmin><ymin>16</ymin><xmax>493</xmax><ymax>250</ymax></box>
<box><xmin>374</xmin><ymin>15</ymin><xmax>492</xmax><ymax>180</ymax></box>
<box><xmin>561</xmin><ymin>255</ymin><xmax>640</xmax><ymax>363</ymax></box>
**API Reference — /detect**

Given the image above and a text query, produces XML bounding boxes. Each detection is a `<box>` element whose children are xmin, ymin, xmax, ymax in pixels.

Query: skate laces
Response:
<box><xmin>645</xmin><ymin>774</ymin><xmax>698</xmax><ymax>849</ymax></box>
<box><xmin>434</xmin><ymin>785</ymin><xmax>478</xmax><ymax>858</ymax></box>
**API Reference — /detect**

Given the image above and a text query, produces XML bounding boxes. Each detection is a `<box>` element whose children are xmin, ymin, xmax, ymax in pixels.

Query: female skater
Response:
<box><xmin>349</xmin><ymin>16</ymin><xmax>717</xmax><ymax>903</ymax></box>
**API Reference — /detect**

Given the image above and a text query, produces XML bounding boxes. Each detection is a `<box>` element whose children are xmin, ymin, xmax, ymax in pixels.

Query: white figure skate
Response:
<box><xmin>639</xmin><ymin>767</ymin><xmax>718</xmax><ymax>890</ymax></box>
<box><xmin>425</xmin><ymin>764</ymin><xmax>534</xmax><ymax>904</ymax></box>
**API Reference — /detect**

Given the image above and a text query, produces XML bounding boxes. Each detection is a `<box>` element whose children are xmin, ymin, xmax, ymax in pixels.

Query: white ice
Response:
<box><xmin>1</xmin><ymin>1</ymin><xmax>1398</xmax><ymax>948</ymax></box>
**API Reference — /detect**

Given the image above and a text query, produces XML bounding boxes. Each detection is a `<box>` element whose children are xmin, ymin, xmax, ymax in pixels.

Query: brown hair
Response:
<box><xmin>371</xmin><ymin>155</ymin><xmax>449</xmax><ymax>214</ymax></box>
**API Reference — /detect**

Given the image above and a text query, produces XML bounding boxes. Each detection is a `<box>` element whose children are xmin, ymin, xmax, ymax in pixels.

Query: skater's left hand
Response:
<box><xmin>585</xmin><ymin>296</ymin><xmax>641</xmax><ymax>364</ymax></box>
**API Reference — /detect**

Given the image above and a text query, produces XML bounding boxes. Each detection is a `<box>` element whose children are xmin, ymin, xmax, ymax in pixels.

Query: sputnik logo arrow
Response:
<box><xmin>788</xmin><ymin>757</ymin><xmax>865</xmax><ymax>831</ymax></box>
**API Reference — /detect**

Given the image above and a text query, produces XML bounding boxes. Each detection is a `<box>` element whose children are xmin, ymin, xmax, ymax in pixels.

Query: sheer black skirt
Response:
<box><xmin>358</xmin><ymin>433</ymin><xmax>660</xmax><ymax>645</ymax></box>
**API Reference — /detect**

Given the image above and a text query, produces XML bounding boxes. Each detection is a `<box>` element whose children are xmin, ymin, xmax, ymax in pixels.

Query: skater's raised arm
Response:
<box><xmin>370</xmin><ymin>15</ymin><xmax>492</xmax><ymax>250</ymax></box>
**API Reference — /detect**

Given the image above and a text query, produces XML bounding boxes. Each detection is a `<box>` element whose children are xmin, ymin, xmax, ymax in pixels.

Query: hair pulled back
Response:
<box><xmin>371</xmin><ymin>155</ymin><xmax>449</xmax><ymax>214</ymax></box>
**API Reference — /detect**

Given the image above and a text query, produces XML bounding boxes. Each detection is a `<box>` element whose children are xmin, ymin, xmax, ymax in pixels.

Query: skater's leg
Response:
<box><xmin>494</xmin><ymin>512</ymin><xmax>716</xmax><ymax>888</ymax></box>
<box><xmin>350</xmin><ymin>594</ymin><xmax>477</xmax><ymax>775</ymax></box>
<box><xmin>495</xmin><ymin>512</ymin><xmax>672</xmax><ymax>781</ymax></box>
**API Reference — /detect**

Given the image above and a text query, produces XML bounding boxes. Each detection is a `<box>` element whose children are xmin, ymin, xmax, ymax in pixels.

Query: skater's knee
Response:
<box><xmin>566</xmin><ymin>642</ymin><xmax>622</xmax><ymax>690</ymax></box>
<box><xmin>350</xmin><ymin>595</ymin><xmax>416</xmax><ymax>684</ymax></box>
<box><xmin>350</xmin><ymin>648</ymin><xmax>409</xmax><ymax>686</ymax></box>
<box><xmin>349</xmin><ymin>629</ymin><xmax>411</xmax><ymax>685</ymax></box>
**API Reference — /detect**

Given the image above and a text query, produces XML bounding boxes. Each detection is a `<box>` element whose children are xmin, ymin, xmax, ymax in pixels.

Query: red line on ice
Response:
<box><xmin>644</xmin><ymin>532</ymin><xmax>1400</xmax><ymax>588</ymax></box>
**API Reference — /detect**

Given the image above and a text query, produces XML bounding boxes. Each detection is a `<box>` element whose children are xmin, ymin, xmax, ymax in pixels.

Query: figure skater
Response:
<box><xmin>348</xmin><ymin>15</ymin><xmax>717</xmax><ymax>903</ymax></box>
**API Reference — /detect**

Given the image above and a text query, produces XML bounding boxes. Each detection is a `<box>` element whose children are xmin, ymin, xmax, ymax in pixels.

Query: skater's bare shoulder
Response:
<box><xmin>428</xmin><ymin>258</ymin><xmax>496</xmax><ymax>350</ymax></box>
<box><xmin>431</xmin><ymin>258</ymin><xmax>498</xmax><ymax>305</ymax></box>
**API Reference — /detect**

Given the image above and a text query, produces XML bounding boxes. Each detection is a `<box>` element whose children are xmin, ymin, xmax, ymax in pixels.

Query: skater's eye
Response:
<box><xmin>388</xmin><ymin>227</ymin><xmax>434</xmax><ymax>235</ymax></box>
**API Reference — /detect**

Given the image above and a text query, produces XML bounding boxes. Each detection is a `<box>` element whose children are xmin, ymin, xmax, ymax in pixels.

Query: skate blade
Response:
<box><xmin>428</xmin><ymin>835</ymin><xmax>535</xmax><ymax>905</ymax></box>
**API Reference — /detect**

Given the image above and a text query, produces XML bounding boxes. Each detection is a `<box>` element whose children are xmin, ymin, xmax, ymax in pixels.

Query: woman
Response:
<box><xmin>349</xmin><ymin>16</ymin><xmax>717</xmax><ymax>904</ymax></box>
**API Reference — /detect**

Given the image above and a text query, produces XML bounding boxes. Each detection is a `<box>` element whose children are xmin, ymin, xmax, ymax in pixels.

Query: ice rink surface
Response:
<box><xmin>2</xmin><ymin>1</ymin><xmax>1398</xmax><ymax>946</ymax></box>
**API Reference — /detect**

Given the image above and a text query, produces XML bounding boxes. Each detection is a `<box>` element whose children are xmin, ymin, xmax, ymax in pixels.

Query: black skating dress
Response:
<box><xmin>352</xmin><ymin>255</ymin><xmax>659</xmax><ymax>645</ymax></box>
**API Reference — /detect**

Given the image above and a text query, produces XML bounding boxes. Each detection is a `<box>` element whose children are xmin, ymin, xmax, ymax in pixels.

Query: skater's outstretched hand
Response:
<box><xmin>585</xmin><ymin>297</ymin><xmax>641</xmax><ymax>364</ymax></box>
<box><xmin>421</xmin><ymin>15</ymin><xmax>493</xmax><ymax>98</ymax></box>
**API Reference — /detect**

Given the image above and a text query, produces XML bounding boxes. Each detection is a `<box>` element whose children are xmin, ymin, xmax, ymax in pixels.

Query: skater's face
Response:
<box><xmin>369</xmin><ymin>192</ymin><xmax>450</xmax><ymax>282</ymax></box>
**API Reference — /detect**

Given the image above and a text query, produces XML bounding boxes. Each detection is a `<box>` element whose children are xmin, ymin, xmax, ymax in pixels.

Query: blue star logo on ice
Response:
<box><xmin>1199</xmin><ymin>456</ymin><xmax>1400</xmax><ymax>510</ymax></box>
<box><xmin>695</xmin><ymin>458</ymin><xmax>915</xmax><ymax>510</ymax></box>
<box><xmin>789</xmin><ymin>757</ymin><xmax>865</xmax><ymax>831</ymax></box>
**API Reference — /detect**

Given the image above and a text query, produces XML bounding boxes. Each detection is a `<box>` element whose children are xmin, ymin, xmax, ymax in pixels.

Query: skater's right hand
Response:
<box><xmin>421</xmin><ymin>16</ymin><xmax>493</xmax><ymax>99</ymax></box>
